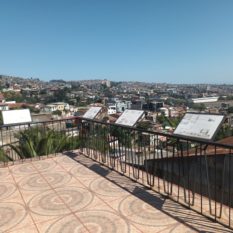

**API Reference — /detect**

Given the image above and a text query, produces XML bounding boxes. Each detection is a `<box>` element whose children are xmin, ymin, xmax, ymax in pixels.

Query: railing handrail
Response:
<box><xmin>1</xmin><ymin>116</ymin><xmax>233</xmax><ymax>149</ymax></box>
<box><xmin>79</xmin><ymin>117</ymin><xmax>233</xmax><ymax>149</ymax></box>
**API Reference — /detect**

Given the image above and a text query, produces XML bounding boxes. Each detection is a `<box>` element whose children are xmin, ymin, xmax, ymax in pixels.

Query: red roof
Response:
<box><xmin>217</xmin><ymin>136</ymin><xmax>233</xmax><ymax>145</ymax></box>
<box><xmin>8</xmin><ymin>103</ymin><xmax>35</xmax><ymax>109</ymax></box>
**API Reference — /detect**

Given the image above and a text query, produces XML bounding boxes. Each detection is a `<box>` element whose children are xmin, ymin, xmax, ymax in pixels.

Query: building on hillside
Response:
<box><xmin>44</xmin><ymin>102</ymin><xmax>70</xmax><ymax>113</ymax></box>
<box><xmin>116</xmin><ymin>101</ymin><xmax>131</xmax><ymax>113</ymax></box>
<box><xmin>131</xmin><ymin>100</ymin><xmax>144</xmax><ymax>110</ymax></box>
<box><xmin>142</xmin><ymin>101</ymin><xmax>164</xmax><ymax>112</ymax></box>
<box><xmin>108</xmin><ymin>105</ymin><xmax>117</xmax><ymax>115</ymax></box>
<box><xmin>160</xmin><ymin>107</ymin><xmax>169</xmax><ymax>117</ymax></box>
<box><xmin>192</xmin><ymin>96</ymin><xmax>219</xmax><ymax>103</ymax></box>
<box><xmin>0</xmin><ymin>103</ymin><xmax>9</xmax><ymax>111</ymax></box>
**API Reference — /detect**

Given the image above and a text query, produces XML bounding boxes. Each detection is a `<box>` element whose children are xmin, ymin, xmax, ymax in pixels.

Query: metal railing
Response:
<box><xmin>0</xmin><ymin>117</ymin><xmax>80</xmax><ymax>164</ymax></box>
<box><xmin>0</xmin><ymin>116</ymin><xmax>233</xmax><ymax>229</ymax></box>
<box><xmin>78</xmin><ymin>117</ymin><xmax>233</xmax><ymax>230</ymax></box>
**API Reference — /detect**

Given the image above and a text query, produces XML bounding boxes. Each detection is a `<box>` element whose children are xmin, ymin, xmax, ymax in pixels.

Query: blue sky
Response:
<box><xmin>0</xmin><ymin>0</ymin><xmax>233</xmax><ymax>83</ymax></box>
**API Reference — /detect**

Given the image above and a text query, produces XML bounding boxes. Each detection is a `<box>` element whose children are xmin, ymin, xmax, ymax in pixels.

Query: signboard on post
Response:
<box><xmin>82</xmin><ymin>107</ymin><xmax>102</xmax><ymax>119</ymax></box>
<box><xmin>174</xmin><ymin>113</ymin><xmax>225</xmax><ymax>140</ymax></box>
<box><xmin>115</xmin><ymin>110</ymin><xmax>144</xmax><ymax>127</ymax></box>
<box><xmin>2</xmin><ymin>109</ymin><xmax>32</xmax><ymax>125</ymax></box>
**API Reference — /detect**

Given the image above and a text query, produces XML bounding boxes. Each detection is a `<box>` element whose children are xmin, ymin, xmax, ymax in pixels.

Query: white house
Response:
<box><xmin>108</xmin><ymin>105</ymin><xmax>116</xmax><ymax>115</ymax></box>
<box><xmin>0</xmin><ymin>103</ymin><xmax>9</xmax><ymax>111</ymax></box>
<box><xmin>44</xmin><ymin>102</ymin><xmax>70</xmax><ymax>113</ymax></box>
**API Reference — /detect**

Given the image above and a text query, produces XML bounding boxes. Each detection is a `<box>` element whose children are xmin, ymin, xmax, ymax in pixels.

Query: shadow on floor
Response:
<box><xmin>64</xmin><ymin>151</ymin><xmax>231</xmax><ymax>233</ymax></box>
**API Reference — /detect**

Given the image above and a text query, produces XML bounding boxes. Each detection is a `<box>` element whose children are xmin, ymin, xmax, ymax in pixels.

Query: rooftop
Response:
<box><xmin>0</xmin><ymin>152</ymin><xmax>231</xmax><ymax>233</ymax></box>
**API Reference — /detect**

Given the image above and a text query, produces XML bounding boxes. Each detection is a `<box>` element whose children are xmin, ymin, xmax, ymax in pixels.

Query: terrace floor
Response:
<box><xmin>0</xmin><ymin>152</ymin><xmax>232</xmax><ymax>233</ymax></box>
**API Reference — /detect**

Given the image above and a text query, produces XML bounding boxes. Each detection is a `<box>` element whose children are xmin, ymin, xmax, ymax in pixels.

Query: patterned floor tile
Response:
<box><xmin>36</xmin><ymin>214</ymin><xmax>88</xmax><ymax>233</ymax></box>
<box><xmin>0</xmin><ymin>154</ymin><xmax>231</xmax><ymax>233</ymax></box>
<box><xmin>0</xmin><ymin>202</ymin><xmax>28</xmax><ymax>232</ymax></box>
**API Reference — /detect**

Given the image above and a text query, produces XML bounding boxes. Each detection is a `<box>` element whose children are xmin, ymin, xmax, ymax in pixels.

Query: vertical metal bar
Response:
<box><xmin>110</xmin><ymin>126</ymin><xmax>116</xmax><ymax>169</ymax></box>
<box><xmin>0</xmin><ymin>127</ymin><xmax>5</xmax><ymax>166</ymax></box>
<box><xmin>214</xmin><ymin>145</ymin><xmax>217</xmax><ymax>221</ymax></box>
<box><xmin>219</xmin><ymin>151</ymin><xmax>226</xmax><ymax>219</ymax></box>
<box><xmin>9</xmin><ymin>126</ymin><xmax>14</xmax><ymax>164</ymax></box>
<box><xmin>163</xmin><ymin>137</ymin><xmax>171</xmax><ymax>195</ymax></box>
<box><xmin>200</xmin><ymin>143</ymin><xmax>203</xmax><ymax>214</ymax></box>
<box><xmin>119</xmin><ymin>128</ymin><xmax>126</xmax><ymax>174</ymax></box>
<box><xmin>102</xmin><ymin>124</ymin><xmax>107</xmax><ymax>163</ymax></box>
<box><xmin>58</xmin><ymin>121</ymin><xmax>61</xmax><ymax>156</ymax></box>
<box><xmin>229</xmin><ymin>149</ymin><xmax>232</xmax><ymax>228</ymax></box>
<box><xmin>177</xmin><ymin>140</ymin><xmax>181</xmax><ymax>202</ymax></box>
<box><xmin>181</xmin><ymin>142</ymin><xmax>187</xmax><ymax>205</ymax></box>
<box><xmin>80</xmin><ymin>120</ymin><xmax>83</xmax><ymax>153</ymax></box>
<box><xmin>170</xmin><ymin>137</ymin><xmax>175</xmax><ymax>195</ymax></box>
<box><xmin>204</xmin><ymin>145</ymin><xmax>212</xmax><ymax>216</ymax></box>
<box><xmin>145</xmin><ymin>132</ymin><xmax>155</xmax><ymax>187</ymax></box>
<box><xmin>132</xmin><ymin>130</ymin><xmax>139</xmax><ymax>180</ymax></box>
<box><xmin>187</xmin><ymin>140</ymin><xmax>190</xmax><ymax>208</ymax></box>
<box><xmin>157</xmin><ymin>134</ymin><xmax>160</xmax><ymax>192</ymax></box>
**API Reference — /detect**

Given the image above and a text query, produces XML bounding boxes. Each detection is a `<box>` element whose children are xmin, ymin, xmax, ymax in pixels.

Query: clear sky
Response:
<box><xmin>0</xmin><ymin>0</ymin><xmax>233</xmax><ymax>83</ymax></box>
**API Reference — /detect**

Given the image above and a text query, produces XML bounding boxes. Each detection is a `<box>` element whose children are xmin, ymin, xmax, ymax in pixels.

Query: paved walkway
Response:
<box><xmin>0</xmin><ymin>153</ymin><xmax>231</xmax><ymax>232</ymax></box>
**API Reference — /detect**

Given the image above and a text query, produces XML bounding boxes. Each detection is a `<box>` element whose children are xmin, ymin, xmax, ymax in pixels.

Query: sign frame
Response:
<box><xmin>2</xmin><ymin>109</ymin><xmax>32</xmax><ymax>126</ymax></box>
<box><xmin>173</xmin><ymin>112</ymin><xmax>225</xmax><ymax>141</ymax></box>
<box><xmin>115</xmin><ymin>109</ymin><xmax>145</xmax><ymax>127</ymax></box>
<box><xmin>82</xmin><ymin>107</ymin><xmax>102</xmax><ymax>120</ymax></box>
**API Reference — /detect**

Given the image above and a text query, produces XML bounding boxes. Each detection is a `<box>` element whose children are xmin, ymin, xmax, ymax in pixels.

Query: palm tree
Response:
<box><xmin>0</xmin><ymin>147</ymin><xmax>13</xmax><ymax>162</ymax></box>
<box><xmin>8</xmin><ymin>127</ymin><xmax>70</xmax><ymax>159</ymax></box>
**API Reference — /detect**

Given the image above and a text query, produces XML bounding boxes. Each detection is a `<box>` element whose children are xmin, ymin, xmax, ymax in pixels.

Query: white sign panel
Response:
<box><xmin>115</xmin><ymin>110</ymin><xmax>144</xmax><ymax>127</ymax></box>
<box><xmin>83</xmin><ymin>107</ymin><xmax>102</xmax><ymax>119</ymax></box>
<box><xmin>174</xmin><ymin>113</ymin><xmax>224</xmax><ymax>140</ymax></box>
<box><xmin>2</xmin><ymin>109</ymin><xmax>32</xmax><ymax>125</ymax></box>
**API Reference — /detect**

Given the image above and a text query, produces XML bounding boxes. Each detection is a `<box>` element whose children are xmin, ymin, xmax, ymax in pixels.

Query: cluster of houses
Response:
<box><xmin>0</xmin><ymin>75</ymin><xmax>233</xmax><ymax>130</ymax></box>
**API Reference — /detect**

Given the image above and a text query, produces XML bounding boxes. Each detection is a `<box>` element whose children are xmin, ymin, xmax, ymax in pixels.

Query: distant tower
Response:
<box><xmin>105</xmin><ymin>79</ymin><xmax>111</xmax><ymax>88</ymax></box>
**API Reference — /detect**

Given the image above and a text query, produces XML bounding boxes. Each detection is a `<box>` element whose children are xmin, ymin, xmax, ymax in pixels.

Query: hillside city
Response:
<box><xmin>2</xmin><ymin>0</ymin><xmax>233</xmax><ymax>232</ymax></box>
<box><xmin>0</xmin><ymin>74</ymin><xmax>233</xmax><ymax>142</ymax></box>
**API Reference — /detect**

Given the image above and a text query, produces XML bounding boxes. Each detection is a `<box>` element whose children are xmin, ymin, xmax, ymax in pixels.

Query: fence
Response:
<box><xmin>0</xmin><ymin>116</ymin><xmax>233</xmax><ymax>229</ymax></box>
<box><xmin>79</xmin><ymin>117</ymin><xmax>233</xmax><ymax>230</ymax></box>
<box><xmin>0</xmin><ymin>118</ymin><xmax>80</xmax><ymax>164</ymax></box>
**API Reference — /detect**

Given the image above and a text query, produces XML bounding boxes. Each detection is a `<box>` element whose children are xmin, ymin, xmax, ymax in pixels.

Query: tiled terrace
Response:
<box><xmin>0</xmin><ymin>152</ymin><xmax>231</xmax><ymax>233</ymax></box>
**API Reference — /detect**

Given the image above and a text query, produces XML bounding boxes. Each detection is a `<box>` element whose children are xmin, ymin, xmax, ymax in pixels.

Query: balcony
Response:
<box><xmin>0</xmin><ymin>117</ymin><xmax>233</xmax><ymax>232</ymax></box>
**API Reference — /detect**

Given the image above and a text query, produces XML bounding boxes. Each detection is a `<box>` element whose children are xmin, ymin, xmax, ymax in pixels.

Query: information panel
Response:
<box><xmin>115</xmin><ymin>110</ymin><xmax>144</xmax><ymax>127</ymax></box>
<box><xmin>82</xmin><ymin>107</ymin><xmax>102</xmax><ymax>119</ymax></box>
<box><xmin>174</xmin><ymin>113</ymin><xmax>224</xmax><ymax>140</ymax></box>
<box><xmin>2</xmin><ymin>109</ymin><xmax>32</xmax><ymax>125</ymax></box>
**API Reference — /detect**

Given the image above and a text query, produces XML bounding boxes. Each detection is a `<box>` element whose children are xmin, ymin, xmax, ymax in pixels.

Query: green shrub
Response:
<box><xmin>9</xmin><ymin>126</ymin><xmax>80</xmax><ymax>159</ymax></box>
<box><xmin>0</xmin><ymin>147</ymin><xmax>13</xmax><ymax>162</ymax></box>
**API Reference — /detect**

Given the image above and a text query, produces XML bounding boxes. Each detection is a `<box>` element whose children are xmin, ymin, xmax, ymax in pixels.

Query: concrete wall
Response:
<box><xmin>146</xmin><ymin>154</ymin><xmax>233</xmax><ymax>206</ymax></box>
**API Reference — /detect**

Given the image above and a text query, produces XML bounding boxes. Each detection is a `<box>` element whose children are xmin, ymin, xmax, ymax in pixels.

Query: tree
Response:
<box><xmin>0</xmin><ymin>147</ymin><xmax>13</xmax><ymax>162</ymax></box>
<box><xmin>215</xmin><ymin>125</ymin><xmax>233</xmax><ymax>141</ymax></box>
<box><xmin>157</xmin><ymin>113</ymin><xmax>166</xmax><ymax>125</ymax></box>
<box><xmin>110</xmin><ymin>126</ymin><xmax>132</xmax><ymax>147</ymax></box>
<box><xmin>52</xmin><ymin>110</ymin><xmax>62</xmax><ymax>116</ymax></box>
<box><xmin>192</xmin><ymin>103</ymin><xmax>206</xmax><ymax>111</ymax></box>
<box><xmin>9</xmin><ymin>127</ymin><xmax>80</xmax><ymax>159</ymax></box>
<box><xmin>136</xmin><ymin>121</ymin><xmax>152</xmax><ymax>131</ymax></box>
<box><xmin>4</xmin><ymin>91</ymin><xmax>24</xmax><ymax>102</ymax></box>
<box><xmin>156</xmin><ymin>114</ymin><xmax>181</xmax><ymax>128</ymax></box>
<box><xmin>228</xmin><ymin>106</ymin><xmax>233</xmax><ymax>113</ymax></box>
